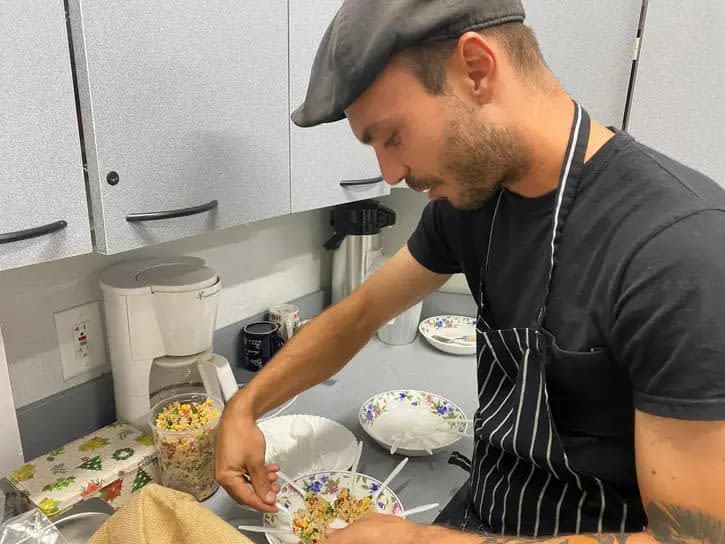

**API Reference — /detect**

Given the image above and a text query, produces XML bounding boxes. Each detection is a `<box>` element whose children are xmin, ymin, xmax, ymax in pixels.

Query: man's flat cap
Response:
<box><xmin>291</xmin><ymin>0</ymin><xmax>526</xmax><ymax>128</ymax></box>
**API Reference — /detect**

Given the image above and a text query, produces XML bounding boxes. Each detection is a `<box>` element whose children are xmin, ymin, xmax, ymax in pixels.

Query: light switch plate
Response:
<box><xmin>54</xmin><ymin>301</ymin><xmax>107</xmax><ymax>381</ymax></box>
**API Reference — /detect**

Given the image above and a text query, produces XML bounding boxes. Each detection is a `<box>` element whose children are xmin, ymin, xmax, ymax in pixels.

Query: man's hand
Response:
<box><xmin>214</xmin><ymin>406</ymin><xmax>280</xmax><ymax>512</ymax></box>
<box><xmin>325</xmin><ymin>513</ymin><xmax>424</xmax><ymax>544</ymax></box>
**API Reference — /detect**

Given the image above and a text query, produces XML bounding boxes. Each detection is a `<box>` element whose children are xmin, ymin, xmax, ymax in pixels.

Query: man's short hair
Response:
<box><xmin>401</xmin><ymin>22</ymin><xmax>546</xmax><ymax>95</ymax></box>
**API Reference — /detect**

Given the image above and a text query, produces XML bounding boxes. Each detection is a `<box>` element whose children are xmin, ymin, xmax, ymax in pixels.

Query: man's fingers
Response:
<box><xmin>223</xmin><ymin>475</ymin><xmax>278</xmax><ymax>513</ymax></box>
<box><xmin>267</xmin><ymin>471</ymin><xmax>279</xmax><ymax>483</ymax></box>
<box><xmin>249</xmin><ymin>460</ymin><xmax>276</xmax><ymax>505</ymax></box>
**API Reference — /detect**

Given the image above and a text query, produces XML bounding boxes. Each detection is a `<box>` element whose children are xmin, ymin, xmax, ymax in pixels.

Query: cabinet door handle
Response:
<box><xmin>0</xmin><ymin>220</ymin><xmax>68</xmax><ymax>244</ymax></box>
<box><xmin>126</xmin><ymin>200</ymin><xmax>218</xmax><ymax>223</ymax></box>
<box><xmin>339</xmin><ymin>176</ymin><xmax>384</xmax><ymax>187</ymax></box>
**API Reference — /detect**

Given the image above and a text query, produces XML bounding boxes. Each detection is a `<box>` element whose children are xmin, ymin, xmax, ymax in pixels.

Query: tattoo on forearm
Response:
<box><xmin>475</xmin><ymin>502</ymin><xmax>723</xmax><ymax>543</ymax></box>
<box><xmin>647</xmin><ymin>502</ymin><xmax>725</xmax><ymax>544</ymax></box>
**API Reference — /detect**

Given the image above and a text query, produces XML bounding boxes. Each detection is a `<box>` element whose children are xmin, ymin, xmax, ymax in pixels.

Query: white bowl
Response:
<box><xmin>418</xmin><ymin>315</ymin><xmax>477</xmax><ymax>356</ymax></box>
<box><xmin>259</xmin><ymin>415</ymin><xmax>358</xmax><ymax>479</ymax></box>
<box><xmin>261</xmin><ymin>469</ymin><xmax>404</xmax><ymax>544</ymax></box>
<box><xmin>358</xmin><ymin>390</ymin><xmax>468</xmax><ymax>457</ymax></box>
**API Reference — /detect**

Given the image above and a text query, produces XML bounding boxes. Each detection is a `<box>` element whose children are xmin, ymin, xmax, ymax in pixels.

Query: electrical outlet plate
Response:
<box><xmin>54</xmin><ymin>301</ymin><xmax>107</xmax><ymax>381</ymax></box>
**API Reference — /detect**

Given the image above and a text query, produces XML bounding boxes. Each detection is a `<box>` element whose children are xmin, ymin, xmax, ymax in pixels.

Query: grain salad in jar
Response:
<box><xmin>149</xmin><ymin>392</ymin><xmax>223</xmax><ymax>501</ymax></box>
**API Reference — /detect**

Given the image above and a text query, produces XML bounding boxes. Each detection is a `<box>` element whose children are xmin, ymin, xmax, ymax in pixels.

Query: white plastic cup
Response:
<box><xmin>149</xmin><ymin>392</ymin><xmax>223</xmax><ymax>501</ymax></box>
<box><xmin>377</xmin><ymin>301</ymin><xmax>424</xmax><ymax>345</ymax></box>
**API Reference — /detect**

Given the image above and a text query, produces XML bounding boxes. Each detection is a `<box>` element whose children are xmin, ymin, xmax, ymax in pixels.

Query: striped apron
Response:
<box><xmin>439</xmin><ymin>103</ymin><xmax>644</xmax><ymax>537</ymax></box>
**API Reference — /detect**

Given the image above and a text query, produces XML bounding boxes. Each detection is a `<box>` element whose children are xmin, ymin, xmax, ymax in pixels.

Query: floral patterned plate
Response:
<box><xmin>418</xmin><ymin>315</ymin><xmax>477</xmax><ymax>356</ymax></box>
<box><xmin>260</xmin><ymin>470</ymin><xmax>404</xmax><ymax>544</ymax></box>
<box><xmin>358</xmin><ymin>390</ymin><xmax>468</xmax><ymax>457</ymax></box>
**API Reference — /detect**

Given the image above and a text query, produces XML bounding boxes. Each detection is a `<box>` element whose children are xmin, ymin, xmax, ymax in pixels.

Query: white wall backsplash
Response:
<box><xmin>0</xmin><ymin>209</ymin><xmax>329</xmax><ymax>408</ymax></box>
<box><xmin>0</xmin><ymin>191</ymin><xmax>466</xmax><ymax>410</ymax></box>
<box><xmin>380</xmin><ymin>189</ymin><xmax>471</xmax><ymax>295</ymax></box>
<box><xmin>0</xmin><ymin>326</ymin><xmax>24</xmax><ymax>472</ymax></box>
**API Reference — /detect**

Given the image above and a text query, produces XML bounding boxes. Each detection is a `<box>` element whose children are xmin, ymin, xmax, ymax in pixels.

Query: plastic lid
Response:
<box><xmin>136</xmin><ymin>262</ymin><xmax>217</xmax><ymax>293</ymax></box>
<box><xmin>99</xmin><ymin>257</ymin><xmax>217</xmax><ymax>295</ymax></box>
<box><xmin>323</xmin><ymin>200</ymin><xmax>396</xmax><ymax>250</ymax></box>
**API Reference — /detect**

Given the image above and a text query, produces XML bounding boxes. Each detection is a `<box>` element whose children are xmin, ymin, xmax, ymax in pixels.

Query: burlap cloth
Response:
<box><xmin>89</xmin><ymin>484</ymin><xmax>253</xmax><ymax>544</ymax></box>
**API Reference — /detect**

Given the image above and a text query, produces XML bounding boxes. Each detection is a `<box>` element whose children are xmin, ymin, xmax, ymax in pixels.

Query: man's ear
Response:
<box><xmin>450</xmin><ymin>31</ymin><xmax>497</xmax><ymax>105</ymax></box>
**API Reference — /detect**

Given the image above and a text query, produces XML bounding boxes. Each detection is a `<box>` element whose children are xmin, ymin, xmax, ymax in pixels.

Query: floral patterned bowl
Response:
<box><xmin>261</xmin><ymin>470</ymin><xmax>404</xmax><ymax>544</ymax></box>
<box><xmin>418</xmin><ymin>315</ymin><xmax>477</xmax><ymax>356</ymax></box>
<box><xmin>358</xmin><ymin>390</ymin><xmax>469</xmax><ymax>457</ymax></box>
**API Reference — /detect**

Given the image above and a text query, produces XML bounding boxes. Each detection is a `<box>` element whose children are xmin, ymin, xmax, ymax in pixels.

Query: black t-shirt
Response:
<box><xmin>408</xmin><ymin>131</ymin><xmax>725</xmax><ymax>493</ymax></box>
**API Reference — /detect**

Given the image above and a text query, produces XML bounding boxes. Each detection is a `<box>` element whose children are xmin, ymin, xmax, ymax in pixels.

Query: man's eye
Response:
<box><xmin>383</xmin><ymin>133</ymin><xmax>400</xmax><ymax>148</ymax></box>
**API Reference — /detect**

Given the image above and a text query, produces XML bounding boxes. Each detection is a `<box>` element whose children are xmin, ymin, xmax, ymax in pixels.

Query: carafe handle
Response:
<box><xmin>198</xmin><ymin>354</ymin><xmax>239</xmax><ymax>404</ymax></box>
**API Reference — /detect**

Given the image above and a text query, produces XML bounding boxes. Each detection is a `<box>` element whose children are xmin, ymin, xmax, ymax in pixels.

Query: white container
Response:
<box><xmin>377</xmin><ymin>301</ymin><xmax>424</xmax><ymax>346</ymax></box>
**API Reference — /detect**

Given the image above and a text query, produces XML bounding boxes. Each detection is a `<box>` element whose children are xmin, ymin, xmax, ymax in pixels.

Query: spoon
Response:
<box><xmin>238</xmin><ymin>525</ymin><xmax>293</xmax><ymax>536</ymax></box>
<box><xmin>349</xmin><ymin>441</ymin><xmax>363</xmax><ymax>492</ymax></box>
<box><xmin>372</xmin><ymin>457</ymin><xmax>408</xmax><ymax>504</ymax></box>
<box><xmin>389</xmin><ymin>436</ymin><xmax>401</xmax><ymax>455</ymax></box>
<box><xmin>275</xmin><ymin>502</ymin><xmax>293</xmax><ymax>523</ymax></box>
<box><xmin>444</xmin><ymin>418</ymin><xmax>474</xmax><ymax>425</ymax></box>
<box><xmin>431</xmin><ymin>334</ymin><xmax>475</xmax><ymax>345</ymax></box>
<box><xmin>416</xmin><ymin>435</ymin><xmax>435</xmax><ymax>456</ymax></box>
<box><xmin>276</xmin><ymin>470</ymin><xmax>307</xmax><ymax>498</ymax></box>
<box><xmin>399</xmin><ymin>503</ymin><xmax>440</xmax><ymax>518</ymax></box>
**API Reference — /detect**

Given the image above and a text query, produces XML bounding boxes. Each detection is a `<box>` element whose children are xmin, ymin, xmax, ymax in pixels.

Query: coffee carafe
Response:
<box><xmin>148</xmin><ymin>351</ymin><xmax>239</xmax><ymax>409</ymax></box>
<box><xmin>324</xmin><ymin>200</ymin><xmax>396</xmax><ymax>304</ymax></box>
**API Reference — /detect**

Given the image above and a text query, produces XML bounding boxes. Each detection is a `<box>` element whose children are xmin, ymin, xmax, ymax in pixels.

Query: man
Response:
<box><xmin>216</xmin><ymin>1</ymin><xmax>725</xmax><ymax>542</ymax></box>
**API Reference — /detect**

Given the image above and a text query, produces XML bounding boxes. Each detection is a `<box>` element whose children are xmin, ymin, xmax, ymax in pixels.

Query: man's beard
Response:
<box><xmin>408</xmin><ymin>99</ymin><xmax>532</xmax><ymax>210</ymax></box>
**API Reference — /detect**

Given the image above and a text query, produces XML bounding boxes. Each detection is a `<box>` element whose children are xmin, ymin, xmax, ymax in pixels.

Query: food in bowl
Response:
<box><xmin>292</xmin><ymin>487</ymin><xmax>375</xmax><ymax>543</ymax></box>
<box><xmin>263</xmin><ymin>471</ymin><xmax>403</xmax><ymax>544</ymax></box>
<box><xmin>150</xmin><ymin>393</ymin><xmax>222</xmax><ymax>501</ymax></box>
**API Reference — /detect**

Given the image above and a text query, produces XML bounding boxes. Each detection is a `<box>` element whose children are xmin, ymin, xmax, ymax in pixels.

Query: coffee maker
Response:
<box><xmin>324</xmin><ymin>200</ymin><xmax>396</xmax><ymax>304</ymax></box>
<box><xmin>99</xmin><ymin>257</ymin><xmax>238</xmax><ymax>429</ymax></box>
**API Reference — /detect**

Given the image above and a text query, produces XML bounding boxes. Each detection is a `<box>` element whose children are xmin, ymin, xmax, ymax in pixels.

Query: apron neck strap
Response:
<box><xmin>536</xmin><ymin>102</ymin><xmax>591</xmax><ymax>328</ymax></box>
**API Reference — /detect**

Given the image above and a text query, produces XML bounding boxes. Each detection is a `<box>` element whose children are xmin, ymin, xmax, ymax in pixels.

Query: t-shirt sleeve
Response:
<box><xmin>407</xmin><ymin>199</ymin><xmax>462</xmax><ymax>274</ymax></box>
<box><xmin>611</xmin><ymin>209</ymin><xmax>725</xmax><ymax>420</ymax></box>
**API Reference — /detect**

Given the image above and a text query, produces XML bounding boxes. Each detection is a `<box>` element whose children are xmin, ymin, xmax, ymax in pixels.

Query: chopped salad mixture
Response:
<box><xmin>292</xmin><ymin>488</ymin><xmax>375</xmax><ymax>544</ymax></box>
<box><xmin>154</xmin><ymin>397</ymin><xmax>219</xmax><ymax>431</ymax></box>
<box><xmin>152</xmin><ymin>397</ymin><xmax>220</xmax><ymax>501</ymax></box>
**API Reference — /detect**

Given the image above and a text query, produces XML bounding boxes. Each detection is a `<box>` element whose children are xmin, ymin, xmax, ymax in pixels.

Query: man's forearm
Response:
<box><xmin>230</xmin><ymin>294</ymin><xmax>376</xmax><ymax>419</ymax></box>
<box><xmin>420</xmin><ymin>526</ymin><xmax>651</xmax><ymax>544</ymax></box>
<box><xmin>420</xmin><ymin>501</ymin><xmax>725</xmax><ymax>544</ymax></box>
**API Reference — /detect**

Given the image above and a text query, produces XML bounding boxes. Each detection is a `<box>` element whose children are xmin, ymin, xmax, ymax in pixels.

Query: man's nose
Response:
<box><xmin>375</xmin><ymin>150</ymin><xmax>408</xmax><ymax>186</ymax></box>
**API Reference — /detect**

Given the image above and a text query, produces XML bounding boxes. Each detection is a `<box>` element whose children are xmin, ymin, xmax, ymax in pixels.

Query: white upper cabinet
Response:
<box><xmin>68</xmin><ymin>1</ymin><xmax>291</xmax><ymax>254</ymax></box>
<box><xmin>0</xmin><ymin>0</ymin><xmax>92</xmax><ymax>271</ymax></box>
<box><xmin>627</xmin><ymin>0</ymin><xmax>725</xmax><ymax>186</ymax></box>
<box><xmin>525</xmin><ymin>0</ymin><xmax>643</xmax><ymax>128</ymax></box>
<box><xmin>289</xmin><ymin>0</ymin><xmax>390</xmax><ymax>214</ymax></box>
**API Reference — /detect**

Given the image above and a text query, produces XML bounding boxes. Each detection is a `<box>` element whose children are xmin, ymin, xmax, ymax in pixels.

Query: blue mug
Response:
<box><xmin>241</xmin><ymin>321</ymin><xmax>285</xmax><ymax>371</ymax></box>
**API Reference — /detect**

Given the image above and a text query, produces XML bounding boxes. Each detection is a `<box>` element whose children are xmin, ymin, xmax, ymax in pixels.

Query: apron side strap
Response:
<box><xmin>448</xmin><ymin>451</ymin><xmax>473</xmax><ymax>473</ymax></box>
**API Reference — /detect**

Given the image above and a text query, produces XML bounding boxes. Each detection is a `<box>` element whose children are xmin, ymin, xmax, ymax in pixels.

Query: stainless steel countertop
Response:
<box><xmin>204</xmin><ymin>335</ymin><xmax>479</xmax><ymax>543</ymax></box>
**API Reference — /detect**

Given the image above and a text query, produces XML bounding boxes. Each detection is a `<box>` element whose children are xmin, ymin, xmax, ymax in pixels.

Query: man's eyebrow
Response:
<box><xmin>360</xmin><ymin>118</ymin><xmax>394</xmax><ymax>144</ymax></box>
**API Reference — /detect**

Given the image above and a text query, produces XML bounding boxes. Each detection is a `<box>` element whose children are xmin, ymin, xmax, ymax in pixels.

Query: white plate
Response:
<box><xmin>261</xmin><ymin>469</ymin><xmax>404</xmax><ymax>544</ymax></box>
<box><xmin>418</xmin><ymin>315</ymin><xmax>477</xmax><ymax>356</ymax></box>
<box><xmin>358</xmin><ymin>390</ymin><xmax>468</xmax><ymax>457</ymax></box>
<box><xmin>259</xmin><ymin>415</ymin><xmax>358</xmax><ymax>479</ymax></box>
